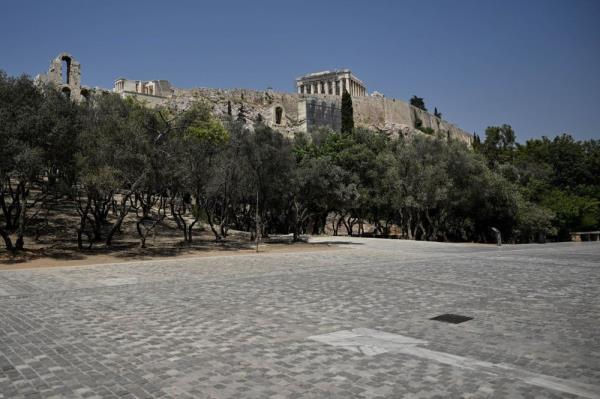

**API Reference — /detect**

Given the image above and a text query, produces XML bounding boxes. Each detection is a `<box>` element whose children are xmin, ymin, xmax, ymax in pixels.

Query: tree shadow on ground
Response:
<box><xmin>0</xmin><ymin>237</ymin><xmax>340</xmax><ymax>266</ymax></box>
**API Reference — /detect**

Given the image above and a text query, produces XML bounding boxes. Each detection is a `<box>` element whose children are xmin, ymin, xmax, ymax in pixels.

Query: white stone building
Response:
<box><xmin>295</xmin><ymin>70</ymin><xmax>366</xmax><ymax>97</ymax></box>
<box><xmin>113</xmin><ymin>78</ymin><xmax>173</xmax><ymax>98</ymax></box>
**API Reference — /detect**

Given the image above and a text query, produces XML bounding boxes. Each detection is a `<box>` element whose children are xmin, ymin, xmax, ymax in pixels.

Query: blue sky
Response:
<box><xmin>1</xmin><ymin>0</ymin><xmax>599</xmax><ymax>141</ymax></box>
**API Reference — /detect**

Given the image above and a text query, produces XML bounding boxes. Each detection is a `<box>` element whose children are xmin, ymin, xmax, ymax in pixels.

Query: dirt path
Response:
<box><xmin>0</xmin><ymin>240</ymin><xmax>339</xmax><ymax>271</ymax></box>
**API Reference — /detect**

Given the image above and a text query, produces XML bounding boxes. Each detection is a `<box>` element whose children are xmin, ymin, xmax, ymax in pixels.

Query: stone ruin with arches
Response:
<box><xmin>35</xmin><ymin>53</ymin><xmax>91</xmax><ymax>102</ymax></box>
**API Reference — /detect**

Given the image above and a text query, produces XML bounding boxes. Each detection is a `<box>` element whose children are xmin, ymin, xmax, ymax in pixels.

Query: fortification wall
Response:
<box><xmin>127</xmin><ymin>86</ymin><xmax>472</xmax><ymax>144</ymax></box>
<box><xmin>303</xmin><ymin>96</ymin><xmax>342</xmax><ymax>132</ymax></box>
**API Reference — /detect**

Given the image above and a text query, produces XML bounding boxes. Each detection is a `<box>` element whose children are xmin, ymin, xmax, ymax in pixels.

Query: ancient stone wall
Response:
<box><xmin>304</xmin><ymin>96</ymin><xmax>342</xmax><ymax>132</ymax></box>
<box><xmin>36</xmin><ymin>52</ymin><xmax>86</xmax><ymax>102</ymax></box>
<box><xmin>166</xmin><ymin>88</ymin><xmax>304</xmax><ymax>135</ymax></box>
<box><xmin>125</xmin><ymin>85</ymin><xmax>472</xmax><ymax>144</ymax></box>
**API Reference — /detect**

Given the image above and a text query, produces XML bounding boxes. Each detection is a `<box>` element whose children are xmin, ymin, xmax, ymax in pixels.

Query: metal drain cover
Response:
<box><xmin>430</xmin><ymin>314</ymin><xmax>472</xmax><ymax>324</ymax></box>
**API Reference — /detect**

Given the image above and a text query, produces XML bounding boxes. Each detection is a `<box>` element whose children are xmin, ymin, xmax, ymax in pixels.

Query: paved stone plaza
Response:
<box><xmin>0</xmin><ymin>238</ymin><xmax>599</xmax><ymax>398</ymax></box>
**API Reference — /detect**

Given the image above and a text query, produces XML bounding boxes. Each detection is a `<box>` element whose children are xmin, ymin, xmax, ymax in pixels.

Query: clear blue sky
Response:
<box><xmin>1</xmin><ymin>0</ymin><xmax>599</xmax><ymax>141</ymax></box>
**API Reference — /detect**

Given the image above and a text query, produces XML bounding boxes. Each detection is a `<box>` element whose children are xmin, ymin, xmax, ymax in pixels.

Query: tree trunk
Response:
<box><xmin>204</xmin><ymin>207</ymin><xmax>222</xmax><ymax>240</ymax></box>
<box><xmin>344</xmin><ymin>216</ymin><xmax>355</xmax><ymax>236</ymax></box>
<box><xmin>187</xmin><ymin>219</ymin><xmax>198</xmax><ymax>242</ymax></box>
<box><xmin>106</xmin><ymin>196</ymin><xmax>131</xmax><ymax>247</ymax></box>
<box><xmin>407</xmin><ymin>212</ymin><xmax>415</xmax><ymax>240</ymax></box>
<box><xmin>14</xmin><ymin>189</ymin><xmax>27</xmax><ymax>252</ymax></box>
<box><xmin>0</xmin><ymin>227</ymin><xmax>14</xmax><ymax>252</ymax></box>
<box><xmin>77</xmin><ymin>197</ymin><xmax>92</xmax><ymax>250</ymax></box>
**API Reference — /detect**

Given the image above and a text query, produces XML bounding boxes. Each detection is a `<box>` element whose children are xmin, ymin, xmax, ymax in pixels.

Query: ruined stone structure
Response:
<box><xmin>296</xmin><ymin>69</ymin><xmax>366</xmax><ymax>97</ymax></box>
<box><xmin>113</xmin><ymin>78</ymin><xmax>173</xmax><ymax>98</ymax></box>
<box><xmin>38</xmin><ymin>53</ymin><xmax>473</xmax><ymax>144</ymax></box>
<box><xmin>35</xmin><ymin>53</ymin><xmax>90</xmax><ymax>102</ymax></box>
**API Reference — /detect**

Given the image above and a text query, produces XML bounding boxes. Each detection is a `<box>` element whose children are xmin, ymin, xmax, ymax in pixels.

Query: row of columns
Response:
<box><xmin>298</xmin><ymin>78</ymin><xmax>365</xmax><ymax>96</ymax></box>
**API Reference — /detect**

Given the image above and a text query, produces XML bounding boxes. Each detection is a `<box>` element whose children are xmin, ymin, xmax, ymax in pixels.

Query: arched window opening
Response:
<box><xmin>80</xmin><ymin>89</ymin><xmax>90</xmax><ymax>101</ymax></box>
<box><xmin>61</xmin><ymin>56</ymin><xmax>71</xmax><ymax>85</ymax></box>
<box><xmin>61</xmin><ymin>87</ymin><xmax>71</xmax><ymax>100</ymax></box>
<box><xmin>275</xmin><ymin>106</ymin><xmax>283</xmax><ymax>125</ymax></box>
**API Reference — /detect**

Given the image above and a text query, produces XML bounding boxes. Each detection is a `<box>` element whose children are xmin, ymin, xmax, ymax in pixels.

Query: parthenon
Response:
<box><xmin>295</xmin><ymin>69</ymin><xmax>366</xmax><ymax>97</ymax></box>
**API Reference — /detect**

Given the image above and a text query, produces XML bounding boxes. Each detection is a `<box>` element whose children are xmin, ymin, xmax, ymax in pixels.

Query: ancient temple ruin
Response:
<box><xmin>113</xmin><ymin>78</ymin><xmax>173</xmax><ymax>98</ymax></box>
<box><xmin>296</xmin><ymin>70</ymin><xmax>366</xmax><ymax>97</ymax></box>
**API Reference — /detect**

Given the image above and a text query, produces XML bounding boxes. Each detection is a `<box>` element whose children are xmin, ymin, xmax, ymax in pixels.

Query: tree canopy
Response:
<box><xmin>1</xmin><ymin>71</ymin><xmax>597</xmax><ymax>253</ymax></box>
<box><xmin>410</xmin><ymin>95</ymin><xmax>427</xmax><ymax>111</ymax></box>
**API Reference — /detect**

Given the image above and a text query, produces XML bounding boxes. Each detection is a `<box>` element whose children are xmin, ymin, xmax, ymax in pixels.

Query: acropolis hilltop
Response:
<box><xmin>36</xmin><ymin>52</ymin><xmax>473</xmax><ymax>144</ymax></box>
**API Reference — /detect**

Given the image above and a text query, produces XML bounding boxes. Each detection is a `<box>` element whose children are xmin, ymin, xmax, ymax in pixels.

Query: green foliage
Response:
<box><xmin>477</xmin><ymin>124</ymin><xmax>516</xmax><ymax>167</ymax></box>
<box><xmin>1</xmin><ymin>69</ymin><xmax>596</xmax><ymax>251</ymax></box>
<box><xmin>538</xmin><ymin>189</ymin><xmax>599</xmax><ymax>239</ymax></box>
<box><xmin>184</xmin><ymin>107</ymin><xmax>229</xmax><ymax>144</ymax></box>
<box><xmin>0</xmin><ymin>71</ymin><xmax>81</xmax><ymax>251</ymax></box>
<box><xmin>417</xmin><ymin>126</ymin><xmax>435</xmax><ymax>135</ymax></box>
<box><xmin>478</xmin><ymin>126</ymin><xmax>600</xmax><ymax>240</ymax></box>
<box><xmin>410</xmin><ymin>95</ymin><xmax>427</xmax><ymax>111</ymax></box>
<box><xmin>414</xmin><ymin>117</ymin><xmax>423</xmax><ymax>129</ymax></box>
<box><xmin>341</xmin><ymin>90</ymin><xmax>354</xmax><ymax>134</ymax></box>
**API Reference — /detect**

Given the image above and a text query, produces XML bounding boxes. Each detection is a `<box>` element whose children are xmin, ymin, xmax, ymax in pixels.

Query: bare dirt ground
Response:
<box><xmin>0</xmin><ymin>238</ymin><xmax>336</xmax><ymax>270</ymax></box>
<box><xmin>0</xmin><ymin>198</ymin><xmax>337</xmax><ymax>270</ymax></box>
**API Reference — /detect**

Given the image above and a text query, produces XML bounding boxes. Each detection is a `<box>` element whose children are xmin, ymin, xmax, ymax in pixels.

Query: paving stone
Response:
<box><xmin>0</xmin><ymin>238</ymin><xmax>599</xmax><ymax>398</ymax></box>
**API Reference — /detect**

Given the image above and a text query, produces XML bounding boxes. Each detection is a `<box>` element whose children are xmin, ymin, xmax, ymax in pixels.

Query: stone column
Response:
<box><xmin>297</xmin><ymin>85</ymin><xmax>301</xmax><ymax>94</ymax></box>
<box><xmin>311</xmin><ymin>82</ymin><xmax>316</xmax><ymax>95</ymax></box>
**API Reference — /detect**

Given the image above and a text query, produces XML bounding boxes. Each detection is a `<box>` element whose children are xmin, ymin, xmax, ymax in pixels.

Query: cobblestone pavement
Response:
<box><xmin>1</xmin><ymin>238</ymin><xmax>599</xmax><ymax>398</ymax></box>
